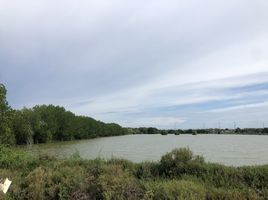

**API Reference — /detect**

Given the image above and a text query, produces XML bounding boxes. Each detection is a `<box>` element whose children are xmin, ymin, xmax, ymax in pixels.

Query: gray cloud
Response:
<box><xmin>1</xmin><ymin>0</ymin><xmax>268</xmax><ymax>128</ymax></box>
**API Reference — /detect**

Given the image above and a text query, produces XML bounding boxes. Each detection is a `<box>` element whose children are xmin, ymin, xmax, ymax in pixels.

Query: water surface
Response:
<box><xmin>24</xmin><ymin>134</ymin><xmax>268</xmax><ymax>166</ymax></box>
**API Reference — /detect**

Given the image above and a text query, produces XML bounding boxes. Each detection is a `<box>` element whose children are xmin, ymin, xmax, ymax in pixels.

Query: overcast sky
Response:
<box><xmin>1</xmin><ymin>0</ymin><xmax>268</xmax><ymax>129</ymax></box>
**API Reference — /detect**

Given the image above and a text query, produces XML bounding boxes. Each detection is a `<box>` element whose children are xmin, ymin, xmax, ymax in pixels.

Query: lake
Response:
<box><xmin>23</xmin><ymin>134</ymin><xmax>268</xmax><ymax>166</ymax></box>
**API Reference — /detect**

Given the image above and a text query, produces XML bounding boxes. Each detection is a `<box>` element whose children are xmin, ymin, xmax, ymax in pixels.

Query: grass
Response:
<box><xmin>0</xmin><ymin>145</ymin><xmax>267</xmax><ymax>199</ymax></box>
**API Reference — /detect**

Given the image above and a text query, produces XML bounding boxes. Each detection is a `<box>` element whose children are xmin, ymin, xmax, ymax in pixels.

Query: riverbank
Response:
<box><xmin>0</xmin><ymin>145</ymin><xmax>267</xmax><ymax>200</ymax></box>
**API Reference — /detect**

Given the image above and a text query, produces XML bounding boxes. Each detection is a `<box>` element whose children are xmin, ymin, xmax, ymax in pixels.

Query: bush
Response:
<box><xmin>21</xmin><ymin>167</ymin><xmax>48</xmax><ymax>200</ymax></box>
<box><xmin>159</xmin><ymin>148</ymin><xmax>204</xmax><ymax>177</ymax></box>
<box><xmin>19</xmin><ymin>164</ymin><xmax>86</xmax><ymax>200</ymax></box>
<box><xmin>0</xmin><ymin>169</ymin><xmax>22</xmax><ymax>200</ymax></box>
<box><xmin>0</xmin><ymin>145</ymin><xmax>30</xmax><ymax>169</ymax></box>
<box><xmin>144</xmin><ymin>179</ymin><xmax>206</xmax><ymax>200</ymax></box>
<box><xmin>206</xmin><ymin>187</ymin><xmax>260</xmax><ymax>200</ymax></box>
<box><xmin>240</xmin><ymin>166</ymin><xmax>268</xmax><ymax>189</ymax></box>
<box><xmin>107</xmin><ymin>158</ymin><xmax>136</xmax><ymax>175</ymax></box>
<box><xmin>135</xmin><ymin>162</ymin><xmax>159</xmax><ymax>179</ymax></box>
<box><xmin>98</xmin><ymin>165</ymin><xmax>145</xmax><ymax>200</ymax></box>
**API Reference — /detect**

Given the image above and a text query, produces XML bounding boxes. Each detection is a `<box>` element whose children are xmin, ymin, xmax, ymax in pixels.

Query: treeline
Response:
<box><xmin>0</xmin><ymin>84</ymin><xmax>128</xmax><ymax>145</ymax></box>
<box><xmin>129</xmin><ymin>127</ymin><xmax>268</xmax><ymax>135</ymax></box>
<box><xmin>128</xmin><ymin>127</ymin><xmax>208</xmax><ymax>135</ymax></box>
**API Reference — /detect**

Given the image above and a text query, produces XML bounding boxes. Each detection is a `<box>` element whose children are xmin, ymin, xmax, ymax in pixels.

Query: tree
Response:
<box><xmin>0</xmin><ymin>84</ymin><xmax>16</xmax><ymax>145</ymax></box>
<box><xmin>147</xmin><ymin>127</ymin><xmax>158</xmax><ymax>134</ymax></box>
<box><xmin>12</xmin><ymin>109</ymin><xmax>33</xmax><ymax>144</ymax></box>
<box><xmin>0</xmin><ymin>84</ymin><xmax>130</xmax><ymax>145</ymax></box>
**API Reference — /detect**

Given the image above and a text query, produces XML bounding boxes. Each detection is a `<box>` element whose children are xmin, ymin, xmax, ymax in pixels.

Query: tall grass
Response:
<box><xmin>0</xmin><ymin>146</ymin><xmax>267</xmax><ymax>199</ymax></box>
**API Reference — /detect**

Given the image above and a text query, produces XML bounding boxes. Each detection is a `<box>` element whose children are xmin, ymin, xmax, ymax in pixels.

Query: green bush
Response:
<box><xmin>159</xmin><ymin>148</ymin><xmax>205</xmax><ymax>177</ymax></box>
<box><xmin>21</xmin><ymin>167</ymin><xmax>49</xmax><ymax>200</ymax></box>
<box><xmin>206</xmin><ymin>187</ymin><xmax>260</xmax><ymax>200</ymax></box>
<box><xmin>0</xmin><ymin>169</ymin><xmax>22</xmax><ymax>200</ymax></box>
<box><xmin>135</xmin><ymin>161</ymin><xmax>159</xmax><ymax>180</ymax></box>
<box><xmin>19</xmin><ymin>164</ymin><xmax>86</xmax><ymax>200</ymax></box>
<box><xmin>0</xmin><ymin>145</ymin><xmax>30</xmax><ymax>169</ymax></box>
<box><xmin>240</xmin><ymin>166</ymin><xmax>268</xmax><ymax>189</ymax></box>
<box><xmin>98</xmin><ymin>164</ymin><xmax>145</xmax><ymax>200</ymax></box>
<box><xmin>107</xmin><ymin>158</ymin><xmax>136</xmax><ymax>175</ymax></box>
<box><xmin>144</xmin><ymin>179</ymin><xmax>206</xmax><ymax>200</ymax></box>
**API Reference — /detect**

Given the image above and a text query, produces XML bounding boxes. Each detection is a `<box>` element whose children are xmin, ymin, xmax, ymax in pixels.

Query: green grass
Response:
<box><xmin>0</xmin><ymin>145</ymin><xmax>267</xmax><ymax>199</ymax></box>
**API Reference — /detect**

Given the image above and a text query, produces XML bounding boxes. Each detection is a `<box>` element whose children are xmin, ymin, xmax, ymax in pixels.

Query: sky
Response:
<box><xmin>1</xmin><ymin>0</ymin><xmax>268</xmax><ymax>129</ymax></box>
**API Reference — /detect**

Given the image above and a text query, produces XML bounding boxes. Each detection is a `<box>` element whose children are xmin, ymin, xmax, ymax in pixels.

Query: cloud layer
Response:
<box><xmin>1</xmin><ymin>0</ymin><xmax>268</xmax><ymax>128</ymax></box>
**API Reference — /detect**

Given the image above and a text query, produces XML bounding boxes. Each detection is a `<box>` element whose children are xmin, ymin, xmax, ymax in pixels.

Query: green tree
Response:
<box><xmin>147</xmin><ymin>127</ymin><xmax>158</xmax><ymax>134</ymax></box>
<box><xmin>0</xmin><ymin>84</ymin><xmax>16</xmax><ymax>145</ymax></box>
<box><xmin>12</xmin><ymin>109</ymin><xmax>33</xmax><ymax>144</ymax></box>
<box><xmin>1</xmin><ymin>84</ymin><xmax>129</xmax><ymax>145</ymax></box>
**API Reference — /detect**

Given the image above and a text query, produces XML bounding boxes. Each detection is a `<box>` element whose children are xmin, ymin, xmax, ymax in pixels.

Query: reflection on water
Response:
<box><xmin>23</xmin><ymin>134</ymin><xmax>268</xmax><ymax>166</ymax></box>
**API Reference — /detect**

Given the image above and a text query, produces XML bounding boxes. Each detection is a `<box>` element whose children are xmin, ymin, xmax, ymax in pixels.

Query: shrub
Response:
<box><xmin>0</xmin><ymin>145</ymin><xmax>30</xmax><ymax>169</ymax></box>
<box><xmin>240</xmin><ymin>166</ymin><xmax>268</xmax><ymax>189</ymax></box>
<box><xmin>19</xmin><ymin>164</ymin><xmax>86</xmax><ymax>200</ymax></box>
<box><xmin>206</xmin><ymin>187</ymin><xmax>260</xmax><ymax>200</ymax></box>
<box><xmin>144</xmin><ymin>179</ymin><xmax>206</xmax><ymax>200</ymax></box>
<box><xmin>107</xmin><ymin>158</ymin><xmax>136</xmax><ymax>174</ymax></box>
<box><xmin>135</xmin><ymin>162</ymin><xmax>159</xmax><ymax>179</ymax></box>
<box><xmin>21</xmin><ymin>167</ymin><xmax>49</xmax><ymax>200</ymax></box>
<box><xmin>159</xmin><ymin>148</ymin><xmax>204</xmax><ymax>177</ymax></box>
<box><xmin>0</xmin><ymin>169</ymin><xmax>22</xmax><ymax>200</ymax></box>
<box><xmin>98</xmin><ymin>164</ymin><xmax>145</xmax><ymax>200</ymax></box>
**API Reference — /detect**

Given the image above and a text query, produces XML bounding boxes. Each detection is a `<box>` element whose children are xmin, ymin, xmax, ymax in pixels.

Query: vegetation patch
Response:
<box><xmin>0</xmin><ymin>147</ymin><xmax>268</xmax><ymax>200</ymax></box>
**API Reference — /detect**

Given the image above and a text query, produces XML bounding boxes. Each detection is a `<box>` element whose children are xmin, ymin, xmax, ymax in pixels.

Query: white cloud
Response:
<box><xmin>123</xmin><ymin>117</ymin><xmax>186</xmax><ymax>128</ymax></box>
<box><xmin>1</xmin><ymin>0</ymin><xmax>268</xmax><ymax>128</ymax></box>
<box><xmin>208</xmin><ymin>101</ymin><xmax>268</xmax><ymax>113</ymax></box>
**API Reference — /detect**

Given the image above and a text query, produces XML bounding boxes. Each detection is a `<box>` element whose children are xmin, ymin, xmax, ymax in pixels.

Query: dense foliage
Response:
<box><xmin>0</xmin><ymin>84</ymin><xmax>127</xmax><ymax>145</ymax></box>
<box><xmin>0</xmin><ymin>146</ymin><xmax>267</xmax><ymax>199</ymax></box>
<box><xmin>0</xmin><ymin>84</ymin><xmax>16</xmax><ymax>145</ymax></box>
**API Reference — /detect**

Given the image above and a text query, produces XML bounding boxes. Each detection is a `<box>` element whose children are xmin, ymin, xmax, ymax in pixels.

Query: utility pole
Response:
<box><xmin>233</xmin><ymin>122</ymin><xmax>236</xmax><ymax>130</ymax></box>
